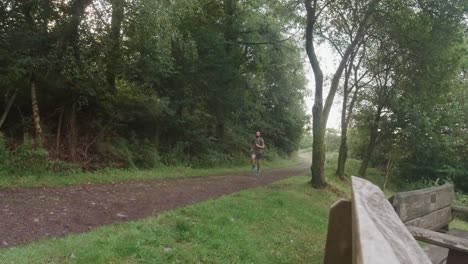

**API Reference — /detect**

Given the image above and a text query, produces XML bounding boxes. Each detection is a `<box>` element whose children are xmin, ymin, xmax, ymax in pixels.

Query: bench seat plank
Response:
<box><xmin>419</xmin><ymin>229</ymin><xmax>468</xmax><ymax>264</ymax></box>
<box><xmin>407</xmin><ymin>226</ymin><xmax>468</xmax><ymax>253</ymax></box>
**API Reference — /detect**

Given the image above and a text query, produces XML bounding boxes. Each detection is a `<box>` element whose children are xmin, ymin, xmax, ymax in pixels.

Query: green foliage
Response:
<box><xmin>0</xmin><ymin>0</ymin><xmax>307</xmax><ymax>170</ymax></box>
<box><xmin>0</xmin><ymin>134</ymin><xmax>80</xmax><ymax>176</ymax></box>
<box><xmin>347</xmin><ymin>0</ymin><xmax>467</xmax><ymax>189</ymax></box>
<box><xmin>0</xmin><ymin>133</ymin><xmax>9</xmax><ymax>173</ymax></box>
<box><xmin>96</xmin><ymin>137</ymin><xmax>161</xmax><ymax>169</ymax></box>
<box><xmin>0</xmin><ymin>153</ymin><xmax>300</xmax><ymax>189</ymax></box>
<box><xmin>8</xmin><ymin>135</ymin><xmax>48</xmax><ymax>175</ymax></box>
<box><xmin>300</xmin><ymin>133</ymin><xmax>313</xmax><ymax>150</ymax></box>
<box><xmin>46</xmin><ymin>160</ymin><xmax>82</xmax><ymax>174</ymax></box>
<box><xmin>325</xmin><ymin>129</ymin><xmax>341</xmax><ymax>153</ymax></box>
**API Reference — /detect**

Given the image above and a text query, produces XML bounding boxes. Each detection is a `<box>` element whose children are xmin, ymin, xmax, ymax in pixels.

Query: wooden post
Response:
<box><xmin>324</xmin><ymin>199</ymin><xmax>352</xmax><ymax>264</ymax></box>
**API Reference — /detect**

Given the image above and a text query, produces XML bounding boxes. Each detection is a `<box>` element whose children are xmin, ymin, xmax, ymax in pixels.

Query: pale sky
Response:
<box><xmin>303</xmin><ymin>43</ymin><xmax>342</xmax><ymax>129</ymax></box>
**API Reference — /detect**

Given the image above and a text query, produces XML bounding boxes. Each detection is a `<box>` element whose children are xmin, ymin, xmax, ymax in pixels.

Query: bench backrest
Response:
<box><xmin>351</xmin><ymin>176</ymin><xmax>431</xmax><ymax>264</ymax></box>
<box><xmin>391</xmin><ymin>184</ymin><xmax>454</xmax><ymax>230</ymax></box>
<box><xmin>324</xmin><ymin>176</ymin><xmax>431</xmax><ymax>264</ymax></box>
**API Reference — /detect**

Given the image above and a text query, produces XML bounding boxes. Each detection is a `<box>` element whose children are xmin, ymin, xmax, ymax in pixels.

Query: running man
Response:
<box><xmin>250</xmin><ymin>131</ymin><xmax>265</xmax><ymax>175</ymax></box>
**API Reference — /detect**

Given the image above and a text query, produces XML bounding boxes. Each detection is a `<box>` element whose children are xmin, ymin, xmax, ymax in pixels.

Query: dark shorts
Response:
<box><xmin>255</xmin><ymin>153</ymin><xmax>263</xmax><ymax>160</ymax></box>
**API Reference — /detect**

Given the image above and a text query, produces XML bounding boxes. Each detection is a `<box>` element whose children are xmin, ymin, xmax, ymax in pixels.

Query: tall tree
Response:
<box><xmin>304</xmin><ymin>0</ymin><xmax>379</xmax><ymax>188</ymax></box>
<box><xmin>351</xmin><ymin>0</ymin><xmax>466</xmax><ymax>179</ymax></box>
<box><xmin>106</xmin><ymin>0</ymin><xmax>125</xmax><ymax>92</ymax></box>
<box><xmin>335</xmin><ymin>47</ymin><xmax>370</xmax><ymax>178</ymax></box>
<box><xmin>0</xmin><ymin>0</ymin><xmax>308</xmax><ymax>170</ymax></box>
<box><xmin>0</xmin><ymin>89</ymin><xmax>17</xmax><ymax>130</ymax></box>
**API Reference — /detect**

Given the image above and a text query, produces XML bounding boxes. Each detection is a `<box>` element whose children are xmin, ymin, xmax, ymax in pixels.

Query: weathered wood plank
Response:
<box><xmin>351</xmin><ymin>176</ymin><xmax>431</xmax><ymax>264</ymax></box>
<box><xmin>421</xmin><ymin>229</ymin><xmax>468</xmax><ymax>264</ymax></box>
<box><xmin>407</xmin><ymin>226</ymin><xmax>468</xmax><ymax>254</ymax></box>
<box><xmin>324</xmin><ymin>199</ymin><xmax>352</xmax><ymax>264</ymax></box>
<box><xmin>447</xmin><ymin>229</ymin><xmax>468</xmax><ymax>239</ymax></box>
<box><xmin>392</xmin><ymin>184</ymin><xmax>454</xmax><ymax>223</ymax></box>
<box><xmin>404</xmin><ymin>206</ymin><xmax>452</xmax><ymax>230</ymax></box>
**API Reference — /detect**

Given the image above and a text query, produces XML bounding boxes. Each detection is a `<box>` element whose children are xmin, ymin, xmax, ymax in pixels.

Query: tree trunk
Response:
<box><xmin>56</xmin><ymin>106</ymin><xmax>64</xmax><ymax>154</ymax></box>
<box><xmin>216</xmin><ymin>120</ymin><xmax>225</xmax><ymax>140</ymax></box>
<box><xmin>322</xmin><ymin>0</ymin><xmax>379</xmax><ymax>126</ymax></box>
<box><xmin>106</xmin><ymin>0</ymin><xmax>125</xmax><ymax>92</ymax></box>
<box><xmin>336</xmin><ymin>134</ymin><xmax>348</xmax><ymax>178</ymax></box>
<box><xmin>358</xmin><ymin>138</ymin><xmax>374</xmax><ymax>178</ymax></box>
<box><xmin>305</xmin><ymin>0</ymin><xmax>378</xmax><ymax>188</ymax></box>
<box><xmin>336</xmin><ymin>62</ymin><xmax>353</xmax><ymax>179</ymax></box>
<box><xmin>0</xmin><ymin>89</ymin><xmax>17</xmax><ymax>130</ymax></box>
<box><xmin>31</xmin><ymin>75</ymin><xmax>43</xmax><ymax>142</ymax></box>
<box><xmin>305</xmin><ymin>0</ymin><xmax>326</xmax><ymax>188</ymax></box>
<box><xmin>383</xmin><ymin>158</ymin><xmax>393</xmax><ymax>190</ymax></box>
<box><xmin>69</xmin><ymin>101</ymin><xmax>78</xmax><ymax>162</ymax></box>
<box><xmin>311</xmin><ymin>105</ymin><xmax>326</xmax><ymax>188</ymax></box>
<box><xmin>338</xmin><ymin>55</ymin><xmax>367</xmax><ymax>178</ymax></box>
<box><xmin>154</xmin><ymin>126</ymin><xmax>160</xmax><ymax>147</ymax></box>
<box><xmin>358</xmin><ymin>105</ymin><xmax>383</xmax><ymax>177</ymax></box>
<box><xmin>67</xmin><ymin>0</ymin><xmax>93</xmax><ymax>62</ymax></box>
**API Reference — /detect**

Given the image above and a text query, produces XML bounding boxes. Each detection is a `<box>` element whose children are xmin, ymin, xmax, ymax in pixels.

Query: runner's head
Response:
<box><xmin>256</xmin><ymin>131</ymin><xmax>261</xmax><ymax>138</ymax></box>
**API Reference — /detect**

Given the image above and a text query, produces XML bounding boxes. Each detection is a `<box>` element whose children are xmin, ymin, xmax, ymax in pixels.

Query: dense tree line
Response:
<box><xmin>302</xmin><ymin>0</ymin><xmax>466</xmax><ymax>189</ymax></box>
<box><xmin>0</xmin><ymin>0</ymin><xmax>307</xmax><ymax>170</ymax></box>
<box><xmin>349</xmin><ymin>0</ymin><xmax>467</xmax><ymax>191</ymax></box>
<box><xmin>1</xmin><ymin>0</ymin><xmax>466</xmax><ymax>192</ymax></box>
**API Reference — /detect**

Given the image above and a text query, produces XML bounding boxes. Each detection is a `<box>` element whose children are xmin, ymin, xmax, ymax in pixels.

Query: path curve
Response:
<box><xmin>0</xmin><ymin>162</ymin><xmax>309</xmax><ymax>248</ymax></box>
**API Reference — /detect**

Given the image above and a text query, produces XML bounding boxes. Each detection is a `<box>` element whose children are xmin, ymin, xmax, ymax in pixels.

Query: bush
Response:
<box><xmin>0</xmin><ymin>133</ymin><xmax>9</xmax><ymax>173</ymax></box>
<box><xmin>162</xmin><ymin>141</ymin><xmax>191</xmax><ymax>166</ymax></box>
<box><xmin>8</xmin><ymin>134</ymin><xmax>48</xmax><ymax>175</ymax></box>
<box><xmin>264</xmin><ymin>147</ymin><xmax>281</xmax><ymax>162</ymax></box>
<box><xmin>325</xmin><ymin>129</ymin><xmax>341</xmax><ymax>153</ymax></box>
<box><xmin>299</xmin><ymin>133</ymin><xmax>312</xmax><ymax>150</ymax></box>
<box><xmin>97</xmin><ymin>137</ymin><xmax>162</xmax><ymax>169</ymax></box>
<box><xmin>131</xmin><ymin>139</ymin><xmax>162</xmax><ymax>169</ymax></box>
<box><xmin>192</xmin><ymin>149</ymin><xmax>241</xmax><ymax>168</ymax></box>
<box><xmin>47</xmin><ymin>160</ymin><xmax>82</xmax><ymax>173</ymax></box>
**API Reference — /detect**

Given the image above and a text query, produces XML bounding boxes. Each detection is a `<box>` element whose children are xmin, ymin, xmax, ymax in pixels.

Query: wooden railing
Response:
<box><xmin>391</xmin><ymin>184</ymin><xmax>468</xmax><ymax>263</ymax></box>
<box><xmin>324</xmin><ymin>176</ymin><xmax>431</xmax><ymax>264</ymax></box>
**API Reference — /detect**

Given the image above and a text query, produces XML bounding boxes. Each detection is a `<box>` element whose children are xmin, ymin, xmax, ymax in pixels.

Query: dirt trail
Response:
<box><xmin>0</xmin><ymin>161</ymin><xmax>309</xmax><ymax>248</ymax></box>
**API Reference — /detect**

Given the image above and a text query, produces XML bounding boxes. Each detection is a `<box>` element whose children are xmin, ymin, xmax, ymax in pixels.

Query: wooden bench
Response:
<box><xmin>324</xmin><ymin>176</ymin><xmax>432</xmax><ymax>263</ymax></box>
<box><xmin>391</xmin><ymin>184</ymin><xmax>468</xmax><ymax>264</ymax></box>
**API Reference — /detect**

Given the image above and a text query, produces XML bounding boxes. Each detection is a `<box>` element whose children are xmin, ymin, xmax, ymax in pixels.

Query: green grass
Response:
<box><xmin>451</xmin><ymin>218</ymin><xmax>468</xmax><ymax>230</ymax></box>
<box><xmin>324</xmin><ymin>152</ymin><xmax>387</xmax><ymax>196</ymax></box>
<box><xmin>0</xmin><ymin>157</ymin><xmax>300</xmax><ymax>189</ymax></box>
<box><xmin>2</xmin><ymin>153</ymin><xmax>467</xmax><ymax>263</ymax></box>
<box><xmin>0</xmin><ymin>175</ymin><xmax>345</xmax><ymax>264</ymax></box>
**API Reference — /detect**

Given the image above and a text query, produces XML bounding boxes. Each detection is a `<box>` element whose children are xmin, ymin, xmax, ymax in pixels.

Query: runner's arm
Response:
<box><xmin>256</xmin><ymin>139</ymin><xmax>265</xmax><ymax>149</ymax></box>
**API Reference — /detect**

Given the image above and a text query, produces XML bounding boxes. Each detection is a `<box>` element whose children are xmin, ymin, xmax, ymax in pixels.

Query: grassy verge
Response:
<box><xmin>0</xmin><ymin>156</ymin><xmax>300</xmax><ymax>189</ymax></box>
<box><xmin>0</xmin><ymin>175</ymin><xmax>344</xmax><ymax>264</ymax></box>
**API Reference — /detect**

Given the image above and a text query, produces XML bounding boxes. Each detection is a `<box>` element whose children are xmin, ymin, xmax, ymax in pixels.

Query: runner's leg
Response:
<box><xmin>251</xmin><ymin>154</ymin><xmax>256</xmax><ymax>171</ymax></box>
<box><xmin>255</xmin><ymin>153</ymin><xmax>261</xmax><ymax>175</ymax></box>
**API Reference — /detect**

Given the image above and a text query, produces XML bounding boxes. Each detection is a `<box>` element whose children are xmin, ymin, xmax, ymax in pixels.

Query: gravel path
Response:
<box><xmin>0</xmin><ymin>162</ymin><xmax>309</xmax><ymax>248</ymax></box>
